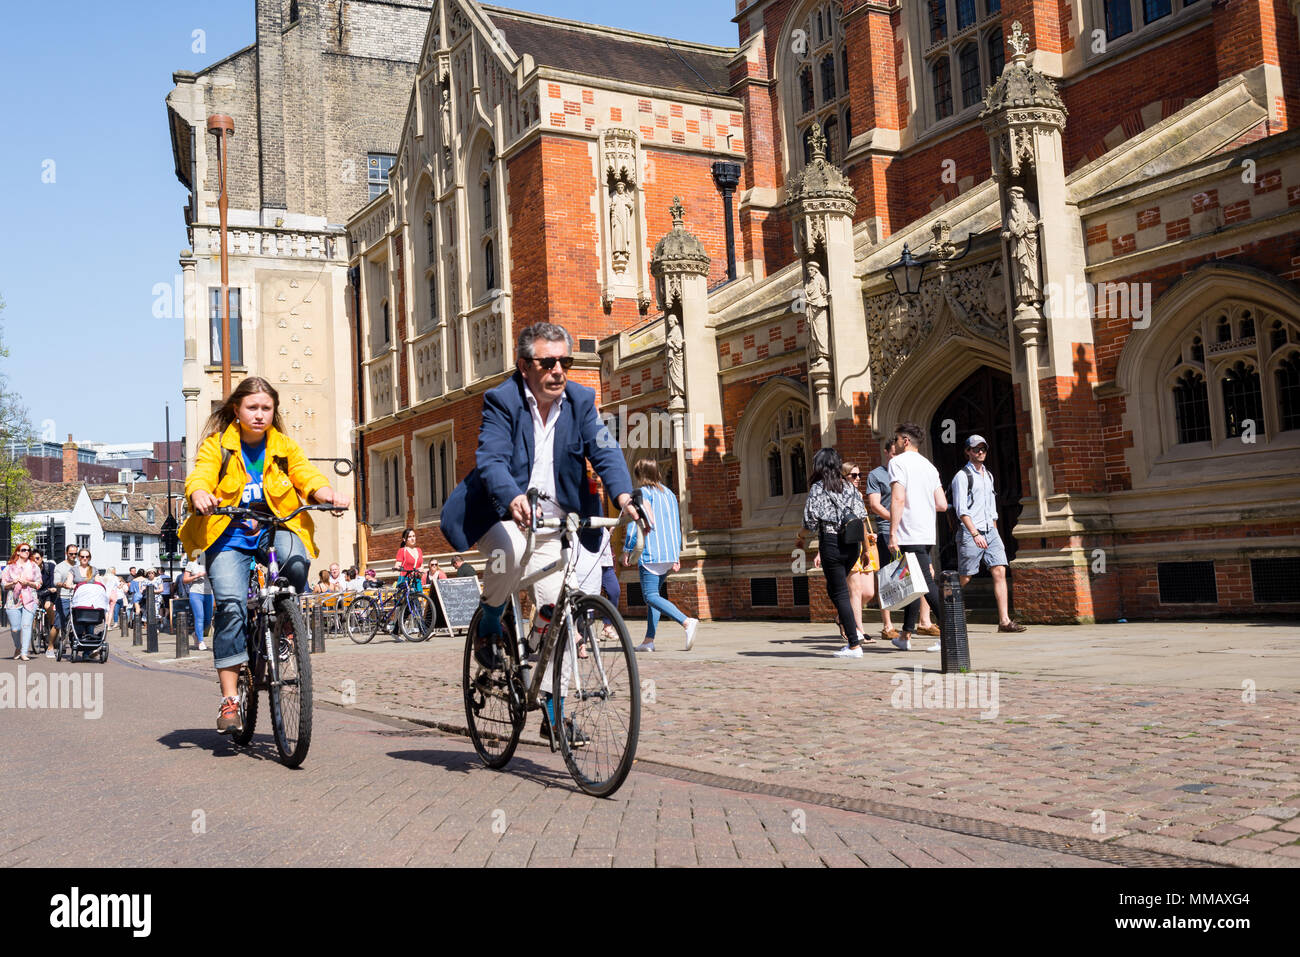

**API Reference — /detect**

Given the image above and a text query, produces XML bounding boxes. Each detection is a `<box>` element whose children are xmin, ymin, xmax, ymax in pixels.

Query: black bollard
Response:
<box><xmin>311</xmin><ymin>600</ymin><xmax>325</xmax><ymax>654</ymax></box>
<box><xmin>174</xmin><ymin>601</ymin><xmax>190</xmax><ymax>658</ymax></box>
<box><xmin>939</xmin><ymin>570</ymin><xmax>972</xmax><ymax>674</ymax></box>
<box><xmin>145</xmin><ymin>584</ymin><xmax>158</xmax><ymax>653</ymax></box>
<box><xmin>120</xmin><ymin>604</ymin><xmax>129</xmax><ymax>638</ymax></box>
<box><xmin>133</xmin><ymin>602</ymin><xmax>142</xmax><ymax>646</ymax></box>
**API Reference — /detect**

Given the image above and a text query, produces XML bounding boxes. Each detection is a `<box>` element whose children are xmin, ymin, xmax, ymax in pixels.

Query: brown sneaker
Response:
<box><xmin>998</xmin><ymin>622</ymin><xmax>1027</xmax><ymax>633</ymax></box>
<box><xmin>916</xmin><ymin>624</ymin><xmax>941</xmax><ymax>637</ymax></box>
<box><xmin>880</xmin><ymin>627</ymin><xmax>899</xmax><ymax>641</ymax></box>
<box><xmin>216</xmin><ymin>696</ymin><xmax>243</xmax><ymax>734</ymax></box>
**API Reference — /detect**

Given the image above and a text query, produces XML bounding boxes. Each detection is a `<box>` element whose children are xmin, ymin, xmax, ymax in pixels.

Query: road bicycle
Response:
<box><xmin>463</xmin><ymin>488</ymin><xmax>646</xmax><ymax>798</ymax></box>
<box><xmin>211</xmin><ymin>502</ymin><xmax>345</xmax><ymax>768</ymax></box>
<box><xmin>345</xmin><ymin>574</ymin><xmax>435</xmax><ymax>644</ymax></box>
<box><xmin>30</xmin><ymin>604</ymin><xmax>49</xmax><ymax>655</ymax></box>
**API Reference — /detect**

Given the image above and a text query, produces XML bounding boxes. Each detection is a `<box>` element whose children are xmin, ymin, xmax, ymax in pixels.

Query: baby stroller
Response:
<box><xmin>59</xmin><ymin>580</ymin><xmax>110</xmax><ymax>664</ymax></box>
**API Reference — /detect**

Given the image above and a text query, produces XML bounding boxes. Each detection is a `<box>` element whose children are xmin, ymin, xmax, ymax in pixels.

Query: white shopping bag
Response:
<box><xmin>878</xmin><ymin>551</ymin><xmax>927</xmax><ymax>611</ymax></box>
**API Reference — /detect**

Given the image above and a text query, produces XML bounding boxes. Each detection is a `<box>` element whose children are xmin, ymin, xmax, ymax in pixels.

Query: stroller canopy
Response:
<box><xmin>72</xmin><ymin>580</ymin><xmax>109</xmax><ymax>612</ymax></box>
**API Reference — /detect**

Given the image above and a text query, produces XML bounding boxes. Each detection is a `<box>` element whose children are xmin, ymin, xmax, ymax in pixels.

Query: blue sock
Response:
<box><xmin>544</xmin><ymin>694</ymin><xmax>565</xmax><ymax>724</ymax></box>
<box><xmin>478</xmin><ymin>600</ymin><xmax>506</xmax><ymax>637</ymax></box>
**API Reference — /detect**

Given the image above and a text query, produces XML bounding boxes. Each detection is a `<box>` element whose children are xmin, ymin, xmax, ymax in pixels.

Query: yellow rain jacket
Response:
<box><xmin>180</xmin><ymin>424</ymin><xmax>330</xmax><ymax>559</ymax></box>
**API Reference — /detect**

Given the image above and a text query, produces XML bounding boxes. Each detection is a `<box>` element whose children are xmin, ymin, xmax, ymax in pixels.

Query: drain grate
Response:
<box><xmin>634</xmin><ymin>759</ymin><xmax>1217</xmax><ymax>868</ymax></box>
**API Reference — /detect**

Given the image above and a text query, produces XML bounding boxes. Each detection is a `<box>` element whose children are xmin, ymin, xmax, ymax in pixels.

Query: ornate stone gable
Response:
<box><xmin>865</xmin><ymin>259</ymin><xmax>1008</xmax><ymax>391</ymax></box>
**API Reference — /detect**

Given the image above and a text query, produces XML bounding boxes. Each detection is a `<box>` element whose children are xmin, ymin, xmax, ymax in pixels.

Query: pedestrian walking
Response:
<box><xmin>184</xmin><ymin>551</ymin><xmax>212</xmax><ymax>651</ymax></box>
<box><xmin>53</xmin><ymin>543</ymin><xmax>78</xmax><ymax>650</ymax></box>
<box><xmin>797</xmin><ymin>447</ymin><xmax>871</xmax><ymax>657</ymax></box>
<box><xmin>839</xmin><ymin>462</ymin><xmax>879</xmax><ymax>645</ymax></box>
<box><xmin>951</xmin><ymin>434</ymin><xmax>1026</xmax><ymax>634</ymax></box>
<box><xmin>3</xmin><ymin>544</ymin><xmax>41</xmax><ymax>660</ymax></box>
<box><xmin>621</xmin><ymin>458</ymin><xmax>698</xmax><ymax>652</ymax></box>
<box><xmin>866</xmin><ymin>437</ymin><xmax>939</xmax><ymax>640</ymax></box>
<box><xmin>395</xmin><ymin>528</ymin><xmax>424</xmax><ymax>592</ymax></box>
<box><xmin>886</xmin><ymin>423</ymin><xmax>949</xmax><ymax>652</ymax></box>
<box><xmin>32</xmin><ymin>548</ymin><xmax>58</xmax><ymax>649</ymax></box>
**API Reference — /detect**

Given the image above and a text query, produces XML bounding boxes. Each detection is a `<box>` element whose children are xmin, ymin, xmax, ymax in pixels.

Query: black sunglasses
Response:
<box><xmin>849</xmin><ymin>472</ymin><xmax>861</xmax><ymax>479</ymax></box>
<box><xmin>530</xmin><ymin>356</ymin><xmax>574</xmax><ymax>371</ymax></box>
<box><xmin>970</xmin><ymin>446</ymin><xmax>988</xmax><ymax>453</ymax></box>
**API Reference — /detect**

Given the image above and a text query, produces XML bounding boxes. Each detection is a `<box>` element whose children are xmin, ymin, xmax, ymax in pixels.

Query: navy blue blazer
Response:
<box><xmin>439</xmin><ymin>371</ymin><xmax>634</xmax><ymax>552</ymax></box>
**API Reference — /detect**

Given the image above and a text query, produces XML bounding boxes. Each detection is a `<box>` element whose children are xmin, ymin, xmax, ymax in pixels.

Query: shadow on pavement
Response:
<box><xmin>157</xmin><ymin>728</ymin><xmax>280</xmax><ymax>762</ymax></box>
<box><xmin>388</xmin><ymin>748</ymin><xmax>572</xmax><ymax>788</ymax></box>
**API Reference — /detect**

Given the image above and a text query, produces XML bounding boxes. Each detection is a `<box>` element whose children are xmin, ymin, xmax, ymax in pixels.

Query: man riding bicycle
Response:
<box><xmin>440</xmin><ymin>321</ymin><xmax>644</xmax><ymax>741</ymax></box>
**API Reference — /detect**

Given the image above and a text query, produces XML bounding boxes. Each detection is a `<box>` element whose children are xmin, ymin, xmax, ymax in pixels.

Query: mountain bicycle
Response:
<box><xmin>464</xmin><ymin>488</ymin><xmax>647</xmax><ymax>798</ymax></box>
<box><xmin>344</xmin><ymin>573</ymin><xmax>435</xmax><ymax>644</ymax></box>
<box><xmin>211</xmin><ymin>502</ymin><xmax>345</xmax><ymax>768</ymax></box>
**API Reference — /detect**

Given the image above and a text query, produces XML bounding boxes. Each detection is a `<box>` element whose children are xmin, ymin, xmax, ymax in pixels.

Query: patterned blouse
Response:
<box><xmin>802</xmin><ymin>479</ymin><xmax>868</xmax><ymax>532</ymax></box>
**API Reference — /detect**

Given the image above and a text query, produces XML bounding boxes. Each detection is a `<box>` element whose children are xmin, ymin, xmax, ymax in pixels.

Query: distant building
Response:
<box><xmin>19</xmin><ymin>482</ymin><xmax>168</xmax><ymax>572</ymax></box>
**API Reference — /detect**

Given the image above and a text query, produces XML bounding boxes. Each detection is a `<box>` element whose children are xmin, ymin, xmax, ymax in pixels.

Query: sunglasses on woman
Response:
<box><xmin>530</xmin><ymin>356</ymin><xmax>575</xmax><ymax>371</ymax></box>
<box><xmin>849</xmin><ymin>472</ymin><xmax>861</xmax><ymax>479</ymax></box>
<box><xmin>17</xmin><ymin>547</ymin><xmax>29</xmax><ymax>553</ymax></box>
<box><xmin>79</xmin><ymin>553</ymin><xmax>91</xmax><ymax>560</ymax></box>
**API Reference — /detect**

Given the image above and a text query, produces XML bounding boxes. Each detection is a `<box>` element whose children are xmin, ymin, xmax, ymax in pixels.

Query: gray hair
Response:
<box><xmin>516</xmin><ymin>322</ymin><xmax>573</xmax><ymax>359</ymax></box>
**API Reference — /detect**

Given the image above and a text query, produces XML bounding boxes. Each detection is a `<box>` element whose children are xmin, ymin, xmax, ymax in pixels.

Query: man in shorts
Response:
<box><xmin>951</xmin><ymin>434</ymin><xmax>1026</xmax><ymax>633</ymax></box>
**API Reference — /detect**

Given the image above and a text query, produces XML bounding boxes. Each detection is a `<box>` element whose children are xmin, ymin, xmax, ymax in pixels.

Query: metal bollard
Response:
<box><xmin>133</xmin><ymin>604</ymin><xmax>142</xmax><ymax>645</ymax></box>
<box><xmin>939</xmin><ymin>570</ymin><xmax>972</xmax><ymax>674</ymax></box>
<box><xmin>311</xmin><ymin>599</ymin><xmax>325</xmax><ymax>654</ymax></box>
<box><xmin>145</xmin><ymin>585</ymin><xmax>158</xmax><ymax>653</ymax></box>
<box><xmin>120</xmin><ymin>604</ymin><xmax>129</xmax><ymax>638</ymax></box>
<box><xmin>174</xmin><ymin>601</ymin><xmax>190</xmax><ymax>658</ymax></box>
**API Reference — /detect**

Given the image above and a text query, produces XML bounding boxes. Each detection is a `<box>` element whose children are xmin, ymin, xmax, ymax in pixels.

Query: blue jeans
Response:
<box><xmin>208</xmin><ymin>530</ymin><xmax>309</xmax><ymax>669</ymax></box>
<box><xmin>638</xmin><ymin>564</ymin><xmax>686</xmax><ymax>640</ymax></box>
<box><xmin>7</xmin><ymin>605</ymin><xmax>34</xmax><ymax>655</ymax></box>
<box><xmin>189</xmin><ymin>592</ymin><xmax>213</xmax><ymax>642</ymax></box>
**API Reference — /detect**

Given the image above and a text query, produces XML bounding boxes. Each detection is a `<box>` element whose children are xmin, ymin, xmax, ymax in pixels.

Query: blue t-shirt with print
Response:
<box><xmin>211</xmin><ymin>440</ymin><xmax>269</xmax><ymax>554</ymax></box>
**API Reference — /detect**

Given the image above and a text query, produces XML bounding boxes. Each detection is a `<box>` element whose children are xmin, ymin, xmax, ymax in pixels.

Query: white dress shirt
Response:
<box><xmin>525</xmin><ymin>386</ymin><xmax>564</xmax><ymax>522</ymax></box>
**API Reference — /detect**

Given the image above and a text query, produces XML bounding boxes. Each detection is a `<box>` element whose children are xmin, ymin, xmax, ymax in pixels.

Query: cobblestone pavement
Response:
<box><xmin>116</xmin><ymin>617</ymin><xmax>1300</xmax><ymax>866</ymax></box>
<box><xmin>0</xmin><ymin>655</ymin><xmax>1102</xmax><ymax>867</ymax></box>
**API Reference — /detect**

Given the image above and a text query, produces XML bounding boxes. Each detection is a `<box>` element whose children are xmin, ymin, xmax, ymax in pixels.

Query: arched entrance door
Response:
<box><xmin>929</xmin><ymin>367</ymin><xmax>1022</xmax><ymax>605</ymax></box>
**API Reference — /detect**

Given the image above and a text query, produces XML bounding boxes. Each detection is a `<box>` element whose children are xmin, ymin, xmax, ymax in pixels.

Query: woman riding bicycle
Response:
<box><xmin>180</xmin><ymin>376</ymin><xmax>350</xmax><ymax>734</ymax></box>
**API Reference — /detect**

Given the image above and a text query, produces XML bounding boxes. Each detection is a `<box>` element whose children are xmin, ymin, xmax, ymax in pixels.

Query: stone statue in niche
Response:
<box><xmin>665</xmin><ymin>312</ymin><xmax>685</xmax><ymax>400</ymax></box>
<box><xmin>803</xmin><ymin>261</ymin><xmax>831</xmax><ymax>368</ymax></box>
<box><xmin>1002</xmin><ymin>186</ymin><xmax>1042</xmax><ymax>311</ymax></box>
<box><xmin>609</xmin><ymin>180</ymin><xmax>635</xmax><ymax>274</ymax></box>
<box><xmin>440</xmin><ymin>87</ymin><xmax>452</xmax><ymax>165</ymax></box>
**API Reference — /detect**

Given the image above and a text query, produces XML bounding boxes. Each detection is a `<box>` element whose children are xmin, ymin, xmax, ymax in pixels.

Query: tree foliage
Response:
<box><xmin>0</xmin><ymin>294</ymin><xmax>37</xmax><ymax>517</ymax></box>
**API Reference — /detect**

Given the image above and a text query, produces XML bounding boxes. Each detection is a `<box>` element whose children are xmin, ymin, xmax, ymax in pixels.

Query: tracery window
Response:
<box><xmin>918</xmin><ymin>0</ymin><xmax>1003</xmax><ymax>129</ymax></box>
<box><xmin>762</xmin><ymin>404</ymin><xmax>810</xmax><ymax>501</ymax></box>
<box><xmin>789</xmin><ymin>2</ymin><xmax>849</xmax><ymax>170</ymax></box>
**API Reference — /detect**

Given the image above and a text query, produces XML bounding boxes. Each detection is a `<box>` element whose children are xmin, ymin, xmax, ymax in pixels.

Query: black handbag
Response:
<box><xmin>837</xmin><ymin>490</ymin><xmax>865</xmax><ymax>544</ymax></box>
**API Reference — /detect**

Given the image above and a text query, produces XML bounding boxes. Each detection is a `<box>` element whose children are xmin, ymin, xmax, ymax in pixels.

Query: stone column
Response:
<box><xmin>180</xmin><ymin>251</ymin><xmax>201</xmax><ymax>471</ymax></box>
<box><xmin>650</xmin><ymin>198</ymin><xmax>717</xmax><ymax>533</ymax></box>
<box><xmin>785</xmin><ymin>123</ymin><xmax>865</xmax><ymax>447</ymax></box>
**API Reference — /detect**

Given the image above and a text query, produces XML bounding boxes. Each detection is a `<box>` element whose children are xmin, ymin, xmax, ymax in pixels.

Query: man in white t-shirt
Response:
<box><xmin>886</xmin><ymin>422</ymin><xmax>948</xmax><ymax>651</ymax></box>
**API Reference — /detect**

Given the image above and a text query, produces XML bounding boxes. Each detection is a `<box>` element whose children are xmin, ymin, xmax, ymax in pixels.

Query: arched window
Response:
<box><xmin>823</xmin><ymin>115</ymin><xmax>840</xmax><ymax>164</ymax></box>
<box><xmin>484</xmin><ymin>239</ymin><xmax>496</xmax><ymax>292</ymax></box>
<box><xmin>482</xmin><ymin>177</ymin><xmax>492</xmax><ymax>229</ymax></box>
<box><xmin>767</xmin><ymin>446</ymin><xmax>783</xmax><ymax>498</ymax></box>
<box><xmin>820</xmin><ymin>54</ymin><xmax>836</xmax><ymax>103</ymax></box>
<box><xmin>958</xmin><ymin>43</ymin><xmax>981</xmax><ymax>109</ymax></box>
<box><xmin>917</xmin><ymin>1</ymin><xmax>1004</xmax><ymax>129</ymax></box>
<box><xmin>427</xmin><ymin>442</ymin><xmax>437</xmax><ymax>507</ymax></box>
<box><xmin>1221</xmin><ymin>361</ymin><xmax>1262</xmax><ymax>438</ymax></box>
<box><xmin>762</xmin><ymin>403</ymin><xmax>809</xmax><ymax>503</ymax></box>
<box><xmin>1172</xmin><ymin>370</ymin><xmax>1210</xmax><ymax>443</ymax></box>
<box><xmin>425</xmin><ymin>215</ymin><xmax>434</xmax><ymax>264</ymax></box>
<box><xmin>786</xmin><ymin>2</ymin><xmax>848</xmax><ymax>173</ymax></box>
<box><xmin>1275</xmin><ymin>351</ymin><xmax>1300</xmax><ymax>431</ymax></box>
<box><xmin>932</xmin><ymin>57</ymin><xmax>953</xmax><ymax>121</ymax></box>
<box><xmin>739</xmin><ymin>384</ymin><xmax>813</xmax><ymax>523</ymax></box>
<box><xmin>439</xmin><ymin>440</ymin><xmax>449</xmax><ymax>506</ymax></box>
<box><xmin>381</xmin><ymin>300</ymin><xmax>390</xmax><ymax>345</ymax></box>
<box><xmin>428</xmin><ymin>274</ymin><xmax>438</xmax><ymax>326</ymax></box>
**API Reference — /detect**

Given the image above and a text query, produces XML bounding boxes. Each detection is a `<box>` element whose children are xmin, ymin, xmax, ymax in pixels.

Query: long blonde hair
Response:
<box><xmin>201</xmin><ymin>376</ymin><xmax>286</xmax><ymax>440</ymax></box>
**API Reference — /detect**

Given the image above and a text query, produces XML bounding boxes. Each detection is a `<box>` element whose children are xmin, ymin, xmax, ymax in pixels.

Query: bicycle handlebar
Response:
<box><xmin>525</xmin><ymin>487</ymin><xmax>650</xmax><ymax>534</ymax></box>
<box><xmin>210</xmin><ymin>502</ymin><xmax>348</xmax><ymax>526</ymax></box>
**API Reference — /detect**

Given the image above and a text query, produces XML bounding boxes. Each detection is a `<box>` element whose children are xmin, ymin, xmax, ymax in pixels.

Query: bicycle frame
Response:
<box><xmin>507</xmin><ymin>509</ymin><xmax>624</xmax><ymax>711</ymax></box>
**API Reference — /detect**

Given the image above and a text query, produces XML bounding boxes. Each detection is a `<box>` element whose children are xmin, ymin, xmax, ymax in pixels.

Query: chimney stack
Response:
<box><xmin>62</xmin><ymin>434</ymin><xmax>78</xmax><ymax>483</ymax></box>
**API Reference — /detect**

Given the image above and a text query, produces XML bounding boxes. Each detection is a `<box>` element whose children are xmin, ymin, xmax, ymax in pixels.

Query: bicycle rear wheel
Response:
<box><xmin>231</xmin><ymin>662</ymin><xmax>258</xmax><ymax>747</ymax></box>
<box><xmin>269</xmin><ymin>597</ymin><xmax>313</xmax><ymax>768</ymax></box>
<box><xmin>346</xmin><ymin>595</ymin><xmax>378</xmax><ymax>644</ymax></box>
<box><xmin>554</xmin><ymin>594</ymin><xmax>640</xmax><ymax>798</ymax></box>
<box><xmin>401</xmin><ymin>592</ymin><xmax>436</xmax><ymax>641</ymax></box>
<box><xmin>31</xmin><ymin>613</ymin><xmax>47</xmax><ymax>654</ymax></box>
<box><xmin>463</xmin><ymin>603</ymin><xmax>524</xmax><ymax>769</ymax></box>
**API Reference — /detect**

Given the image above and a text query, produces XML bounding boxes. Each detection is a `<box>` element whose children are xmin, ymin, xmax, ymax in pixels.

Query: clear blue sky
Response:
<box><xmin>0</xmin><ymin>0</ymin><xmax>737</xmax><ymax>446</ymax></box>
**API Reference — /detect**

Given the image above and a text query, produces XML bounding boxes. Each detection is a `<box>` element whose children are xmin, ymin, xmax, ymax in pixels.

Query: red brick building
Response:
<box><xmin>347</xmin><ymin>0</ymin><xmax>1300</xmax><ymax>623</ymax></box>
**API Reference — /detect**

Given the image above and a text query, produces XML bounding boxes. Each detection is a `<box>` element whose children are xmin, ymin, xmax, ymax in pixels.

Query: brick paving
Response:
<box><xmin>115</xmin><ymin>618</ymin><xmax>1300</xmax><ymax>865</ymax></box>
<box><xmin>0</xmin><ymin>655</ymin><xmax>1098</xmax><ymax>867</ymax></box>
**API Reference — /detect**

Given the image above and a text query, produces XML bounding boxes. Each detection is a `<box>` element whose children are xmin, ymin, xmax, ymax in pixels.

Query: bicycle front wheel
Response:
<box><xmin>346</xmin><ymin>595</ymin><xmax>378</xmax><ymax>644</ymax></box>
<box><xmin>554</xmin><ymin>594</ymin><xmax>640</xmax><ymax>798</ymax></box>
<box><xmin>401</xmin><ymin>592</ymin><xmax>436</xmax><ymax>642</ymax></box>
<box><xmin>463</xmin><ymin>603</ymin><xmax>524</xmax><ymax>769</ymax></box>
<box><xmin>269</xmin><ymin>597</ymin><xmax>313</xmax><ymax>768</ymax></box>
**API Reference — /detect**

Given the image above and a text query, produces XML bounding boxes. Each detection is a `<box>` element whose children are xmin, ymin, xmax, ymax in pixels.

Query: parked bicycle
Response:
<box><xmin>345</xmin><ymin>573</ymin><xmax>435</xmax><ymax>644</ymax></box>
<box><xmin>212</xmin><ymin>502</ymin><xmax>344</xmax><ymax>768</ymax></box>
<box><xmin>464</xmin><ymin>488</ymin><xmax>646</xmax><ymax>798</ymax></box>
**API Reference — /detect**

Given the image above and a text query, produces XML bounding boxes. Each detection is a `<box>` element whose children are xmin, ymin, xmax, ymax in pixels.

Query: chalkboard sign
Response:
<box><xmin>431</xmin><ymin>576</ymin><xmax>481</xmax><ymax>636</ymax></box>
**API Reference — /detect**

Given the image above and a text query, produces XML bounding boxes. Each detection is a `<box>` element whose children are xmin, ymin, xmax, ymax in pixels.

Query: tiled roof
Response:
<box><xmin>484</xmin><ymin>6</ymin><xmax>734</xmax><ymax>95</ymax></box>
<box><xmin>26</xmin><ymin>482</ymin><xmax>84</xmax><ymax>514</ymax></box>
<box><xmin>93</xmin><ymin>489</ymin><xmax>169</xmax><ymax>535</ymax></box>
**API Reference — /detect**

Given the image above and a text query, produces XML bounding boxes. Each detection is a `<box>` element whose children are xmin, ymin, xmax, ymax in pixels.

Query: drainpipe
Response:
<box><xmin>711</xmin><ymin>161</ymin><xmax>742</xmax><ymax>282</ymax></box>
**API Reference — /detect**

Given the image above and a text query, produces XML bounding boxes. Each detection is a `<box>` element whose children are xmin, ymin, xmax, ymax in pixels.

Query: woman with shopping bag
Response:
<box><xmin>796</xmin><ymin>447</ymin><xmax>873</xmax><ymax>658</ymax></box>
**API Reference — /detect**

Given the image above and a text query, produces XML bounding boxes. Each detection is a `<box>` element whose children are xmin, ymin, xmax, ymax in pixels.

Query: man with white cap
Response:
<box><xmin>951</xmin><ymin>434</ymin><xmax>1026</xmax><ymax>636</ymax></box>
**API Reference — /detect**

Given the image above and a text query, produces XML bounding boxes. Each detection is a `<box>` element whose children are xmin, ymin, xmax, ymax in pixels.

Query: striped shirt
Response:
<box><xmin>622</xmin><ymin>484</ymin><xmax>683</xmax><ymax>565</ymax></box>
